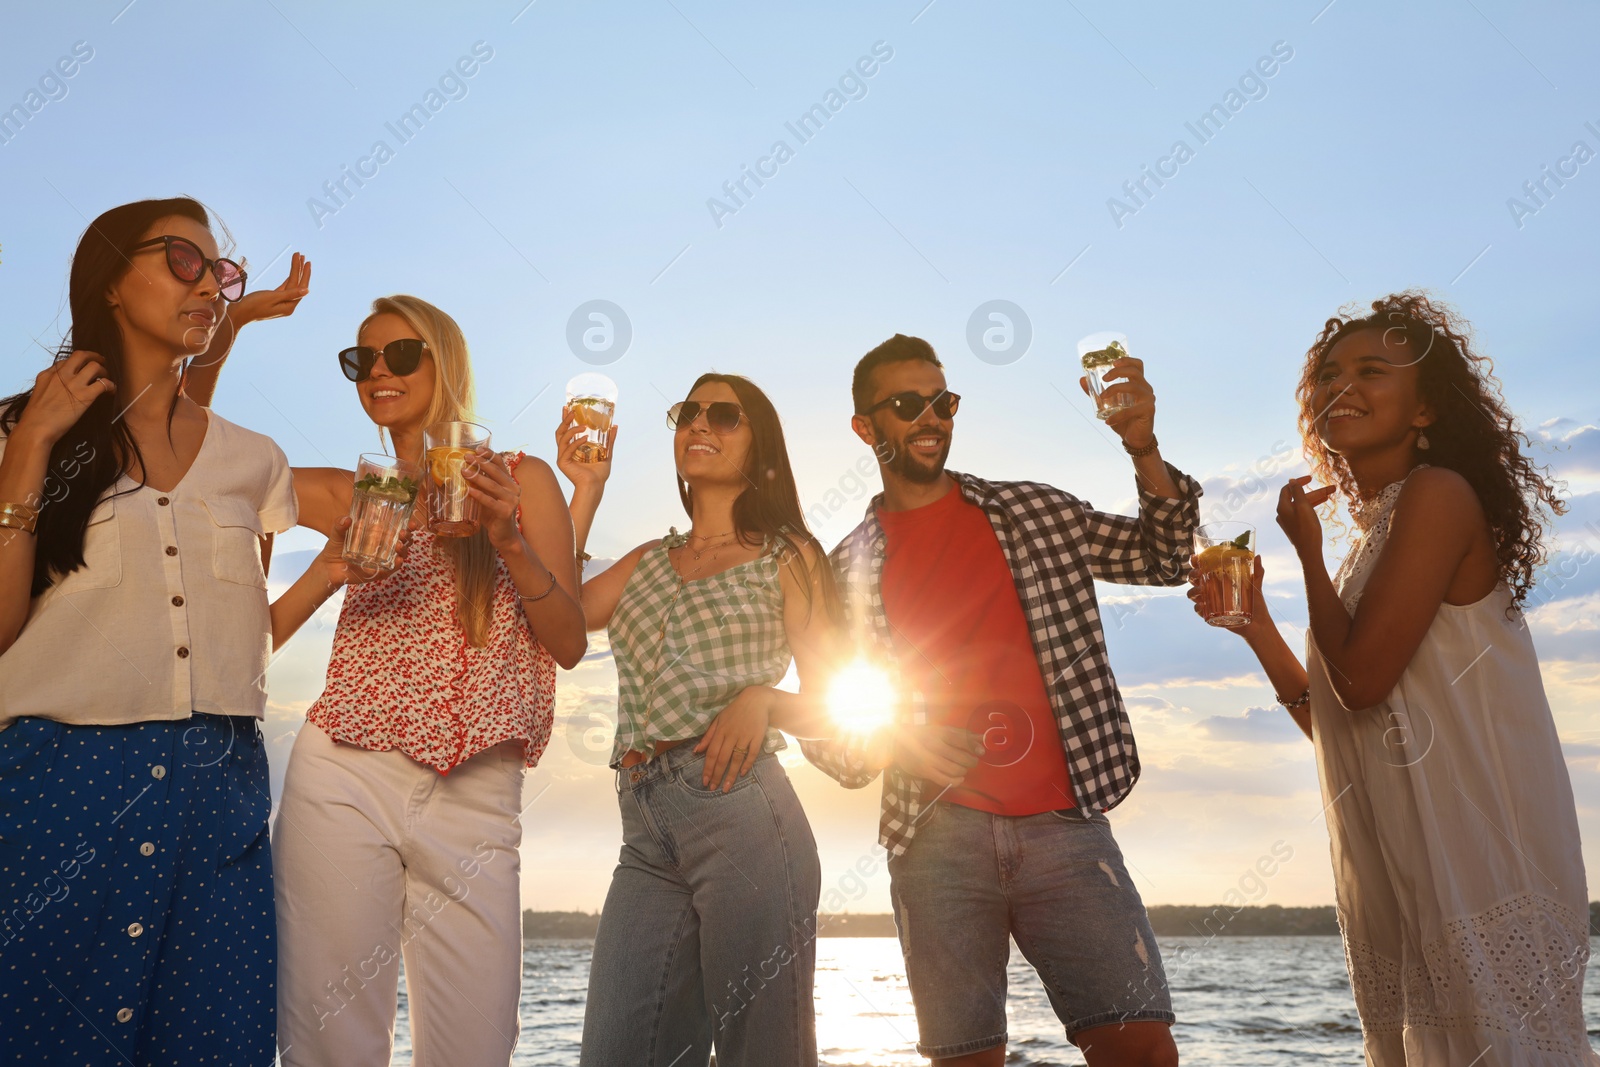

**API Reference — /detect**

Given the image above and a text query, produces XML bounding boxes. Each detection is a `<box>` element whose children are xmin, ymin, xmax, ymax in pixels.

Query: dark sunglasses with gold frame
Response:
<box><xmin>339</xmin><ymin>338</ymin><xmax>428</xmax><ymax>383</ymax></box>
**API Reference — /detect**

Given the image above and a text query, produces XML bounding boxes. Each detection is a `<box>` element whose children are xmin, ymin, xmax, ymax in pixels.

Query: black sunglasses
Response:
<box><xmin>339</xmin><ymin>338</ymin><xmax>428</xmax><ymax>383</ymax></box>
<box><xmin>131</xmin><ymin>235</ymin><xmax>247</xmax><ymax>303</ymax></box>
<box><xmin>866</xmin><ymin>391</ymin><xmax>960</xmax><ymax>421</ymax></box>
<box><xmin>667</xmin><ymin>400</ymin><xmax>745</xmax><ymax>434</ymax></box>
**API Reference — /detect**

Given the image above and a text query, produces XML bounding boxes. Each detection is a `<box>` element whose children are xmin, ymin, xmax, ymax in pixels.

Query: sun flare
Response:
<box><xmin>827</xmin><ymin>660</ymin><xmax>896</xmax><ymax>734</ymax></box>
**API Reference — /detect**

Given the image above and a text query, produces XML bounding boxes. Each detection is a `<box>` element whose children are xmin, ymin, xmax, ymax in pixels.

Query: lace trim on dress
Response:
<box><xmin>1342</xmin><ymin>892</ymin><xmax>1592</xmax><ymax>1053</ymax></box>
<box><xmin>1333</xmin><ymin>465</ymin><xmax>1430</xmax><ymax>611</ymax></box>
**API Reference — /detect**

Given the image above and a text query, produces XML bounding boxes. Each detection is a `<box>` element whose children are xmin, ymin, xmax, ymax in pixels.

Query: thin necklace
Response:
<box><xmin>686</xmin><ymin>529</ymin><xmax>738</xmax><ymax>562</ymax></box>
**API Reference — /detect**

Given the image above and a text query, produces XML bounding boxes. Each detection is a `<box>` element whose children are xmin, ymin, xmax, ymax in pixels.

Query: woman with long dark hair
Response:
<box><xmin>0</xmin><ymin>198</ymin><xmax>352</xmax><ymax>1064</ymax></box>
<box><xmin>1189</xmin><ymin>292</ymin><xmax>1596</xmax><ymax>1065</ymax></box>
<box><xmin>561</xmin><ymin>372</ymin><xmax>844</xmax><ymax>1065</ymax></box>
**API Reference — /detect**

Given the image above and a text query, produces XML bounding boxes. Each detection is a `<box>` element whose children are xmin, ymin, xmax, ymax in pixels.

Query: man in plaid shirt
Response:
<box><xmin>803</xmin><ymin>334</ymin><xmax>1198</xmax><ymax>1066</ymax></box>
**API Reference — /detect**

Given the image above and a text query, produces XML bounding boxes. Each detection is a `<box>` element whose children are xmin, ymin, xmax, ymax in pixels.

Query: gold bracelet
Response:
<box><xmin>0</xmin><ymin>502</ymin><xmax>40</xmax><ymax>534</ymax></box>
<box><xmin>518</xmin><ymin>568</ymin><xmax>558</xmax><ymax>603</ymax></box>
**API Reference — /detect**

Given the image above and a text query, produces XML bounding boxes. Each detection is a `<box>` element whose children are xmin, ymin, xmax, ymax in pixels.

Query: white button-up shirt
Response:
<box><xmin>0</xmin><ymin>410</ymin><xmax>297</xmax><ymax>728</ymax></box>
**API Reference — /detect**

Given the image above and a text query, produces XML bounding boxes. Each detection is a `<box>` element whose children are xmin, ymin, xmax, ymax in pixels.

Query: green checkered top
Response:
<box><xmin>608</xmin><ymin>529</ymin><xmax>790</xmax><ymax>767</ymax></box>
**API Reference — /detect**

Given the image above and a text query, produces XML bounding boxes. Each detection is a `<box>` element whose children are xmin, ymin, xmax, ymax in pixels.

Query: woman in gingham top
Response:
<box><xmin>189</xmin><ymin>293</ymin><xmax>587</xmax><ymax>1065</ymax></box>
<box><xmin>559</xmin><ymin>372</ymin><xmax>849</xmax><ymax>1066</ymax></box>
<box><xmin>0</xmin><ymin>198</ymin><xmax>359</xmax><ymax>1065</ymax></box>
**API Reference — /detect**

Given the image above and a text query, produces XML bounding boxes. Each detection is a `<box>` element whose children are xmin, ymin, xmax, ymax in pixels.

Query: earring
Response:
<box><xmin>1417</xmin><ymin>430</ymin><xmax>1430</xmax><ymax>451</ymax></box>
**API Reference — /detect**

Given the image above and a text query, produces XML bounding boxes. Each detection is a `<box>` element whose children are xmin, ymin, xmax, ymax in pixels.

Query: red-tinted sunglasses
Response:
<box><xmin>131</xmin><ymin>235</ymin><xmax>247</xmax><ymax>303</ymax></box>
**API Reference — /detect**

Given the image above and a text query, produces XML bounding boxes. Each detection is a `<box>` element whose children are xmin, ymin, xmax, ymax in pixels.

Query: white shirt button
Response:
<box><xmin>151</xmin><ymin>765</ymin><xmax>166</xmax><ymax>780</ymax></box>
<box><xmin>116</xmin><ymin>1008</ymin><xmax>133</xmax><ymax>1023</ymax></box>
<box><xmin>127</xmin><ymin>922</ymin><xmax>143</xmax><ymax>938</ymax></box>
<box><xmin>139</xmin><ymin>842</ymin><xmax>155</xmax><ymax>856</ymax></box>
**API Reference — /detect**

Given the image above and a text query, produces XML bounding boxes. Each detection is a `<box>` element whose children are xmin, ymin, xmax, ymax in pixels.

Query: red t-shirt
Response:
<box><xmin>877</xmin><ymin>480</ymin><xmax>1075</xmax><ymax>816</ymax></box>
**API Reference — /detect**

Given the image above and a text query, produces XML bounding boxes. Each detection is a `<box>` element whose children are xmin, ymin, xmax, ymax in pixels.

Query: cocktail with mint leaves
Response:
<box><xmin>1193</xmin><ymin>522</ymin><xmax>1255</xmax><ymax>627</ymax></box>
<box><xmin>344</xmin><ymin>454</ymin><xmax>421</xmax><ymax>570</ymax></box>
<box><xmin>1078</xmin><ymin>330</ymin><xmax>1137</xmax><ymax>420</ymax></box>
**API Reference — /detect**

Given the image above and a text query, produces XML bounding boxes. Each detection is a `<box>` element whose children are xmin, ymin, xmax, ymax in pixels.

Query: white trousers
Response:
<box><xmin>273</xmin><ymin>721</ymin><xmax>525</xmax><ymax>1067</ymax></box>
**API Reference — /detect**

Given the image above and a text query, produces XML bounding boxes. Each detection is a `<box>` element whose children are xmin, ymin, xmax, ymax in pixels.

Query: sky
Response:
<box><xmin>2</xmin><ymin>0</ymin><xmax>1598</xmax><ymax>916</ymax></box>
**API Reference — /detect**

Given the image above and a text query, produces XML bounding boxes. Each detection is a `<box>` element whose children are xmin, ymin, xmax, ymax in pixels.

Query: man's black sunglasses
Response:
<box><xmin>667</xmin><ymin>400</ymin><xmax>745</xmax><ymax>434</ymax></box>
<box><xmin>339</xmin><ymin>338</ymin><xmax>428</xmax><ymax>382</ymax></box>
<box><xmin>130</xmin><ymin>235</ymin><xmax>247</xmax><ymax>303</ymax></box>
<box><xmin>866</xmin><ymin>391</ymin><xmax>961</xmax><ymax>421</ymax></box>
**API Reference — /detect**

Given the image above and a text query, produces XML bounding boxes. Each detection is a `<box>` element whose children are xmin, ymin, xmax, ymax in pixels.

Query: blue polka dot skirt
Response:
<box><xmin>0</xmin><ymin>714</ymin><xmax>276</xmax><ymax>1064</ymax></box>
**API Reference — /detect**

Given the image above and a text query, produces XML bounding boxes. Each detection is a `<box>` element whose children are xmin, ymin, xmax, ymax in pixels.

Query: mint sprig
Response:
<box><xmin>355</xmin><ymin>473</ymin><xmax>418</xmax><ymax>504</ymax></box>
<box><xmin>1080</xmin><ymin>339</ymin><xmax>1128</xmax><ymax>370</ymax></box>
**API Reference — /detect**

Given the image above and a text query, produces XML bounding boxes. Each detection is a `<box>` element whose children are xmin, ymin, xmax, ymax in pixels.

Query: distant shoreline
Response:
<box><xmin>518</xmin><ymin>907</ymin><xmax>1343</xmax><ymax>940</ymax></box>
<box><xmin>524</xmin><ymin>902</ymin><xmax>1600</xmax><ymax>940</ymax></box>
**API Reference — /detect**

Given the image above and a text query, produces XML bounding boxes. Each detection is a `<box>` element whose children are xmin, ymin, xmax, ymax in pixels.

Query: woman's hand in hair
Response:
<box><xmin>696</xmin><ymin>686</ymin><xmax>773</xmax><ymax>792</ymax></box>
<box><xmin>16</xmin><ymin>351</ymin><xmax>116</xmax><ymax>447</ymax></box>
<box><xmin>463</xmin><ymin>447</ymin><xmax>526</xmax><ymax>553</ymax></box>
<box><xmin>555</xmin><ymin>406</ymin><xmax>615</xmax><ymax>498</ymax></box>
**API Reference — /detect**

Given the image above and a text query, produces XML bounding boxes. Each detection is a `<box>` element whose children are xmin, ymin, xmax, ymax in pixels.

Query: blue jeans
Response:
<box><xmin>888</xmin><ymin>802</ymin><xmax>1174</xmax><ymax>1058</ymax></box>
<box><xmin>579</xmin><ymin>746</ymin><xmax>821</xmax><ymax>1067</ymax></box>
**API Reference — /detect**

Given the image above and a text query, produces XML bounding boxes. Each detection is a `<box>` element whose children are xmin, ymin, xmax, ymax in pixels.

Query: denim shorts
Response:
<box><xmin>887</xmin><ymin>802</ymin><xmax>1174</xmax><ymax>1058</ymax></box>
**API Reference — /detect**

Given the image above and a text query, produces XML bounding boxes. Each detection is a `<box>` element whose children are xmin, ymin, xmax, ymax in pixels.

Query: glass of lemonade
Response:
<box><xmin>1078</xmin><ymin>330</ymin><xmax>1136</xmax><ymax>420</ymax></box>
<box><xmin>1193</xmin><ymin>521</ymin><xmax>1256</xmax><ymax>627</ymax></box>
<box><xmin>423</xmin><ymin>421</ymin><xmax>491</xmax><ymax>537</ymax></box>
<box><xmin>344</xmin><ymin>454</ymin><xmax>421</xmax><ymax>570</ymax></box>
<box><xmin>565</xmin><ymin>373</ymin><xmax>618</xmax><ymax>463</ymax></box>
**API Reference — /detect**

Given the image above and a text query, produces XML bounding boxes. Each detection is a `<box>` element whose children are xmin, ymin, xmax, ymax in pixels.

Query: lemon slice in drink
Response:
<box><xmin>428</xmin><ymin>446</ymin><xmax>472</xmax><ymax>483</ymax></box>
<box><xmin>570</xmin><ymin>398</ymin><xmax>613</xmax><ymax>431</ymax></box>
<box><xmin>1196</xmin><ymin>544</ymin><xmax>1252</xmax><ymax>572</ymax></box>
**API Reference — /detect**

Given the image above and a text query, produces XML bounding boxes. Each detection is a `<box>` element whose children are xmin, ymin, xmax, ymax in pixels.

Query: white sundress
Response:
<box><xmin>1307</xmin><ymin>469</ymin><xmax>1600</xmax><ymax>1066</ymax></box>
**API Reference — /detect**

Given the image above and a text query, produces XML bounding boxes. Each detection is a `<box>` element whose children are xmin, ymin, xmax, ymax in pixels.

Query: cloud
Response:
<box><xmin>1194</xmin><ymin>704</ymin><xmax>1305</xmax><ymax>742</ymax></box>
<box><xmin>1122</xmin><ymin>671</ymin><xmax>1268</xmax><ymax>693</ymax></box>
<box><xmin>1562</xmin><ymin>741</ymin><xmax>1600</xmax><ymax>766</ymax></box>
<box><xmin>1134</xmin><ymin>752</ymin><xmax>1316</xmax><ymax>800</ymax></box>
<box><xmin>1537</xmin><ymin>422</ymin><xmax>1600</xmax><ymax>480</ymax></box>
<box><xmin>1528</xmin><ymin>590</ymin><xmax>1600</xmax><ymax>635</ymax></box>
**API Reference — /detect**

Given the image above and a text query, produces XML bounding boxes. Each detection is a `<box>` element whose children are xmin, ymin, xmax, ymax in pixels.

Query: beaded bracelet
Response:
<box><xmin>1123</xmin><ymin>434</ymin><xmax>1159</xmax><ymax>458</ymax></box>
<box><xmin>1276</xmin><ymin>687</ymin><xmax>1311</xmax><ymax>710</ymax></box>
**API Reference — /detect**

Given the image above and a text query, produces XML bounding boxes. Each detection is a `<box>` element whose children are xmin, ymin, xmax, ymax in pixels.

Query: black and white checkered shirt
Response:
<box><xmin>800</xmin><ymin>465</ymin><xmax>1202</xmax><ymax>856</ymax></box>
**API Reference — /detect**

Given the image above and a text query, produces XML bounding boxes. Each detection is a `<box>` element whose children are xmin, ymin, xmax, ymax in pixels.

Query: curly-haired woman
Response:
<box><xmin>1188</xmin><ymin>291</ymin><xmax>1596</xmax><ymax>1065</ymax></box>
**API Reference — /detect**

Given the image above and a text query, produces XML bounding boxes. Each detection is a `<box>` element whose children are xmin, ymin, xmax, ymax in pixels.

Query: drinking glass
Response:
<box><xmin>565</xmin><ymin>373</ymin><xmax>618</xmax><ymax>463</ymax></box>
<box><xmin>423</xmin><ymin>421</ymin><xmax>491</xmax><ymax>536</ymax></box>
<box><xmin>1078</xmin><ymin>330</ymin><xmax>1137</xmax><ymax>420</ymax></box>
<box><xmin>1193</xmin><ymin>521</ymin><xmax>1255</xmax><ymax>627</ymax></box>
<box><xmin>343</xmin><ymin>453</ymin><xmax>421</xmax><ymax>569</ymax></box>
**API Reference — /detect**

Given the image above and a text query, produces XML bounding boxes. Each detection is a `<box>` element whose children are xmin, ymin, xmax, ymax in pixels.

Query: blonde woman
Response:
<box><xmin>191</xmin><ymin>295</ymin><xmax>585</xmax><ymax>1065</ymax></box>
